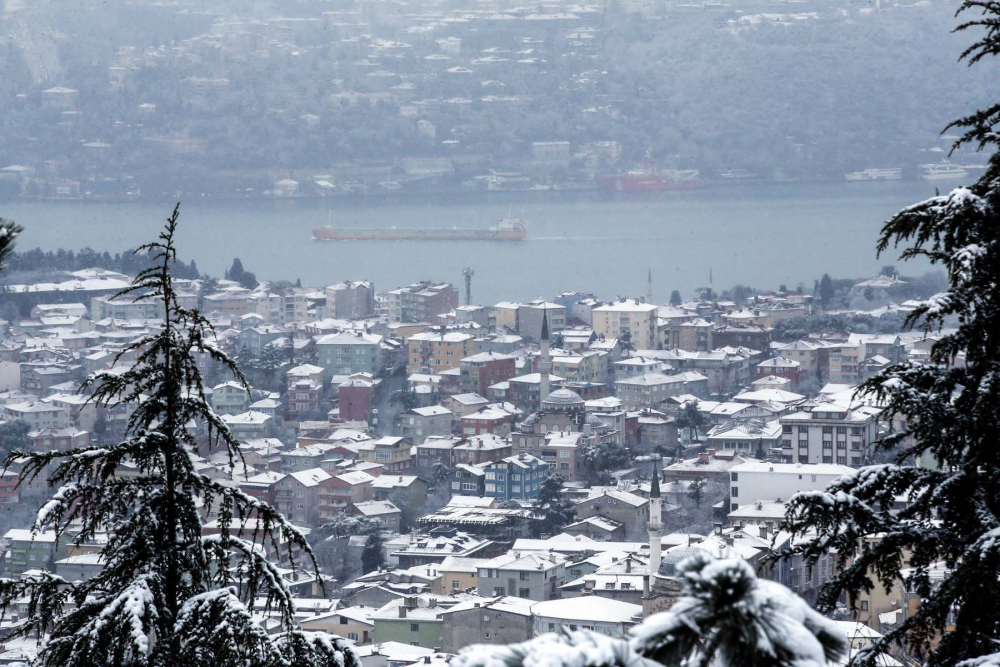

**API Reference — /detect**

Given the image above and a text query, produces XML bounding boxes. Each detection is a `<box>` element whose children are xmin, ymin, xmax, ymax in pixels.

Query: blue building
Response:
<box><xmin>484</xmin><ymin>453</ymin><xmax>548</xmax><ymax>500</ymax></box>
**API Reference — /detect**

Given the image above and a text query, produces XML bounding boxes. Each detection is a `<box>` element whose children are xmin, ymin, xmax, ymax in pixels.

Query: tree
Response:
<box><xmin>582</xmin><ymin>441</ymin><xmax>632</xmax><ymax>481</ymax></box>
<box><xmin>530</xmin><ymin>474</ymin><xmax>576</xmax><ymax>538</ymax></box>
<box><xmin>818</xmin><ymin>274</ymin><xmax>834</xmax><ymax>310</ymax></box>
<box><xmin>620</xmin><ymin>330</ymin><xmax>634</xmax><ymax>357</ymax></box>
<box><xmin>0</xmin><ymin>206</ymin><xmax>357</xmax><ymax>667</ymax></box>
<box><xmin>361</xmin><ymin>532</ymin><xmax>385</xmax><ymax>574</ymax></box>
<box><xmin>453</xmin><ymin>552</ymin><xmax>845</xmax><ymax>667</ymax></box>
<box><xmin>686</xmin><ymin>476</ymin><xmax>706</xmax><ymax>508</ymax></box>
<box><xmin>674</xmin><ymin>400</ymin><xmax>706</xmax><ymax>444</ymax></box>
<box><xmin>390</xmin><ymin>387</ymin><xmax>421</xmax><ymax>411</ymax></box>
<box><xmin>225</xmin><ymin>257</ymin><xmax>257</xmax><ymax>289</ymax></box>
<box><xmin>0</xmin><ymin>419</ymin><xmax>30</xmax><ymax>459</ymax></box>
<box><xmin>0</xmin><ymin>218</ymin><xmax>22</xmax><ymax>274</ymax></box>
<box><xmin>318</xmin><ymin>512</ymin><xmax>381</xmax><ymax>540</ymax></box>
<box><xmin>669</xmin><ymin>290</ymin><xmax>682</xmax><ymax>306</ymax></box>
<box><xmin>782</xmin><ymin>11</ymin><xmax>1000</xmax><ymax>667</ymax></box>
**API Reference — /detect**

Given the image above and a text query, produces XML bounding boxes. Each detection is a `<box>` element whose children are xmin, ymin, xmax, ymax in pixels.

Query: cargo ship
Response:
<box><xmin>312</xmin><ymin>217</ymin><xmax>527</xmax><ymax>241</ymax></box>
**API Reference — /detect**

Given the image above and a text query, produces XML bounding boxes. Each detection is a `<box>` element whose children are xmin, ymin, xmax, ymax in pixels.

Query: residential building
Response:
<box><xmin>317</xmin><ymin>331</ymin><xmax>384</xmax><ymax>376</ymax></box>
<box><xmin>778</xmin><ymin>401</ymin><xmax>881</xmax><ymax>465</ymax></box>
<box><xmin>518</xmin><ymin>302</ymin><xmax>566</xmax><ymax>342</ymax></box>
<box><xmin>827</xmin><ymin>343</ymin><xmax>863</xmax><ymax>384</ymax></box>
<box><xmin>483</xmin><ymin>453</ymin><xmax>547</xmax><ymax>501</ymax></box>
<box><xmin>728</xmin><ymin>460</ymin><xmax>854</xmax><ymax>513</ymax></box>
<box><xmin>440</xmin><ymin>596</ymin><xmax>534</xmax><ymax>653</ymax></box>
<box><xmin>325</xmin><ymin>280</ymin><xmax>375</xmax><ymax>320</ymax></box>
<box><xmin>388</xmin><ymin>282</ymin><xmax>459</xmax><ymax>323</ymax></box>
<box><xmin>531</xmin><ymin>597</ymin><xmax>641</xmax><ymax>637</ymax></box>
<box><xmin>477</xmin><ymin>552</ymin><xmax>566</xmax><ymax>600</ymax></box>
<box><xmin>592</xmin><ymin>300</ymin><xmax>659</xmax><ymax>351</ymax></box>
<box><xmin>352</xmin><ymin>500</ymin><xmax>403</xmax><ymax>532</ymax></box>
<box><xmin>460</xmin><ymin>352</ymin><xmax>517</xmax><ymax>396</ymax></box>
<box><xmin>401</xmin><ymin>406</ymin><xmax>454</xmax><ymax>444</ymax></box>
<box><xmin>677</xmin><ymin>319</ymin><xmax>714</xmax><ymax>352</ymax></box>
<box><xmin>3</xmin><ymin>529</ymin><xmax>61</xmax><ymax>573</ymax></box>
<box><xmin>574</xmin><ymin>489</ymin><xmax>650</xmax><ymax>540</ymax></box>
<box><xmin>3</xmin><ymin>401</ymin><xmax>70</xmax><ymax>429</ymax></box>
<box><xmin>407</xmin><ymin>331</ymin><xmax>475</xmax><ymax>376</ymax></box>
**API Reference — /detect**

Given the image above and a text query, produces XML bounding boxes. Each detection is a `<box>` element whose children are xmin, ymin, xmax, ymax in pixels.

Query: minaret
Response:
<box><xmin>647</xmin><ymin>268</ymin><xmax>653</xmax><ymax>305</ymax></box>
<box><xmin>539</xmin><ymin>309</ymin><xmax>552</xmax><ymax>407</ymax></box>
<box><xmin>648</xmin><ymin>461</ymin><xmax>663</xmax><ymax>577</ymax></box>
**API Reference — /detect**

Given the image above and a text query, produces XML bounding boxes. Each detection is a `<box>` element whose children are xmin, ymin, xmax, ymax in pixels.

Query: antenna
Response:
<box><xmin>462</xmin><ymin>267</ymin><xmax>475</xmax><ymax>305</ymax></box>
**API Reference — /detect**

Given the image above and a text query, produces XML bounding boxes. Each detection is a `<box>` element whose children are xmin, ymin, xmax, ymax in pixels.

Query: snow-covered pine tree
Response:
<box><xmin>781</xmin><ymin>6</ymin><xmax>1000</xmax><ymax>667</ymax></box>
<box><xmin>453</xmin><ymin>553</ymin><xmax>845</xmax><ymax>667</ymax></box>
<box><xmin>0</xmin><ymin>205</ymin><xmax>359</xmax><ymax>667</ymax></box>
<box><xmin>0</xmin><ymin>218</ymin><xmax>22</xmax><ymax>274</ymax></box>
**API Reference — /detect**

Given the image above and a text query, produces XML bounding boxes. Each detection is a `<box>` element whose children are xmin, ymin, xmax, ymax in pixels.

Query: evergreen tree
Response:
<box><xmin>0</xmin><ymin>206</ymin><xmax>358</xmax><ymax>667</ymax></box>
<box><xmin>620</xmin><ymin>330</ymin><xmax>634</xmax><ymax>357</ymax></box>
<box><xmin>318</xmin><ymin>512</ymin><xmax>381</xmax><ymax>540</ymax></box>
<box><xmin>818</xmin><ymin>274</ymin><xmax>834</xmax><ymax>310</ymax></box>
<box><xmin>0</xmin><ymin>419</ymin><xmax>30</xmax><ymax>459</ymax></box>
<box><xmin>0</xmin><ymin>218</ymin><xmax>22</xmax><ymax>274</ymax></box>
<box><xmin>782</xmin><ymin>9</ymin><xmax>1000</xmax><ymax>667</ymax></box>
<box><xmin>453</xmin><ymin>552</ymin><xmax>845</xmax><ymax>667</ymax></box>
<box><xmin>361</xmin><ymin>532</ymin><xmax>385</xmax><ymax>574</ymax></box>
<box><xmin>687</xmin><ymin>476</ymin><xmax>706</xmax><ymax>508</ymax></box>
<box><xmin>675</xmin><ymin>400</ymin><xmax>705</xmax><ymax>444</ymax></box>
<box><xmin>669</xmin><ymin>290</ymin><xmax>682</xmax><ymax>306</ymax></box>
<box><xmin>529</xmin><ymin>474</ymin><xmax>576</xmax><ymax>538</ymax></box>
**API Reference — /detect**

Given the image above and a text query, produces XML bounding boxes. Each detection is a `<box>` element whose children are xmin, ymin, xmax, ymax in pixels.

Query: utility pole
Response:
<box><xmin>462</xmin><ymin>267</ymin><xmax>474</xmax><ymax>306</ymax></box>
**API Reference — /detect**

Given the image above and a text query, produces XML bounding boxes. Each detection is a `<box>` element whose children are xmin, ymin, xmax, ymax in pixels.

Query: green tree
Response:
<box><xmin>675</xmin><ymin>400</ymin><xmax>705</xmax><ymax>444</ymax></box>
<box><xmin>0</xmin><ymin>419</ymin><xmax>30</xmax><ymax>459</ymax></box>
<box><xmin>818</xmin><ymin>274</ymin><xmax>835</xmax><ymax>310</ymax></box>
<box><xmin>620</xmin><ymin>330</ymin><xmax>634</xmax><ymax>357</ymax></box>
<box><xmin>0</xmin><ymin>206</ymin><xmax>357</xmax><ymax>667</ymax></box>
<box><xmin>390</xmin><ymin>387</ymin><xmax>421</xmax><ymax>411</ymax></box>
<box><xmin>783</xmin><ymin>9</ymin><xmax>1000</xmax><ymax>667</ymax></box>
<box><xmin>669</xmin><ymin>290</ymin><xmax>682</xmax><ymax>306</ymax></box>
<box><xmin>361</xmin><ymin>532</ymin><xmax>385</xmax><ymax>574</ymax></box>
<box><xmin>0</xmin><ymin>218</ymin><xmax>22</xmax><ymax>274</ymax></box>
<box><xmin>530</xmin><ymin>473</ymin><xmax>576</xmax><ymax>538</ymax></box>
<box><xmin>686</xmin><ymin>476</ymin><xmax>706</xmax><ymax>508</ymax></box>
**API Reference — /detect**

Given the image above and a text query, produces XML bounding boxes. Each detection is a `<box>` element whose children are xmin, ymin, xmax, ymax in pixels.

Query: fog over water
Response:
<box><xmin>8</xmin><ymin>181</ymin><xmax>936</xmax><ymax>304</ymax></box>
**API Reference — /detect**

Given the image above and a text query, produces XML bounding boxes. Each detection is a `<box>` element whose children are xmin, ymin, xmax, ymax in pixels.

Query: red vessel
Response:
<box><xmin>600</xmin><ymin>155</ymin><xmax>706</xmax><ymax>192</ymax></box>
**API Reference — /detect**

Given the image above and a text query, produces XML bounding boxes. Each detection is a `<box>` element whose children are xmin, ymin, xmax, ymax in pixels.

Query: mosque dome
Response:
<box><xmin>657</xmin><ymin>547</ymin><xmax>708</xmax><ymax>577</ymax></box>
<box><xmin>543</xmin><ymin>388</ymin><xmax>584</xmax><ymax>406</ymax></box>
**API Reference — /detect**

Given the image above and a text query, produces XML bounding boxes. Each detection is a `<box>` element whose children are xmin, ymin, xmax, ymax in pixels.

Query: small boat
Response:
<box><xmin>919</xmin><ymin>163</ymin><xmax>969</xmax><ymax>181</ymax></box>
<box><xmin>845</xmin><ymin>168</ymin><xmax>903</xmax><ymax>182</ymax></box>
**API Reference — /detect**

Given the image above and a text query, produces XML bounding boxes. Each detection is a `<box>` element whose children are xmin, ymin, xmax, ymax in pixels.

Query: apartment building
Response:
<box><xmin>317</xmin><ymin>331</ymin><xmax>384</xmax><ymax>376</ymax></box>
<box><xmin>778</xmin><ymin>401</ymin><xmax>881</xmax><ymax>466</ymax></box>
<box><xmin>325</xmin><ymin>280</ymin><xmax>375</xmax><ymax>320</ymax></box>
<box><xmin>728</xmin><ymin>460</ymin><xmax>853</xmax><ymax>512</ymax></box>
<box><xmin>592</xmin><ymin>300</ymin><xmax>658</xmax><ymax>350</ymax></box>
<box><xmin>407</xmin><ymin>331</ymin><xmax>475</xmax><ymax>375</ymax></box>
<box><xmin>388</xmin><ymin>281</ymin><xmax>459</xmax><ymax>323</ymax></box>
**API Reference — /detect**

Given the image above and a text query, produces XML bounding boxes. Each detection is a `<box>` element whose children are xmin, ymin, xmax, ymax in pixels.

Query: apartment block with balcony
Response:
<box><xmin>778</xmin><ymin>401</ymin><xmax>881</xmax><ymax>466</ymax></box>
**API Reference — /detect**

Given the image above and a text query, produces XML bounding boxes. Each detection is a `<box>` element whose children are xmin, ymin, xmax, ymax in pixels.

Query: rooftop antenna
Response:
<box><xmin>462</xmin><ymin>267</ymin><xmax>475</xmax><ymax>305</ymax></box>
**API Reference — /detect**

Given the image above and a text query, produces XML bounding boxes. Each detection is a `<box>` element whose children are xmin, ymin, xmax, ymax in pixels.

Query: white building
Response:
<box><xmin>778</xmin><ymin>401</ymin><xmax>881</xmax><ymax>466</ymax></box>
<box><xmin>530</xmin><ymin>597</ymin><xmax>641</xmax><ymax>637</ymax></box>
<box><xmin>728</xmin><ymin>460</ymin><xmax>853</xmax><ymax>513</ymax></box>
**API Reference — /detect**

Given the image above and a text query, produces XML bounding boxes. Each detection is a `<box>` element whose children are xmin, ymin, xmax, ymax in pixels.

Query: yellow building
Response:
<box><xmin>407</xmin><ymin>331</ymin><xmax>475</xmax><ymax>375</ymax></box>
<box><xmin>592</xmin><ymin>300</ymin><xmax>659</xmax><ymax>351</ymax></box>
<box><xmin>435</xmin><ymin>555</ymin><xmax>482</xmax><ymax>594</ymax></box>
<box><xmin>828</xmin><ymin>343</ymin><xmax>862</xmax><ymax>384</ymax></box>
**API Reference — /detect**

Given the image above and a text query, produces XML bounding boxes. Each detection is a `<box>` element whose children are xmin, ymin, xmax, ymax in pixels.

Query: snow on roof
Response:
<box><xmin>289</xmin><ymin>468</ymin><xmax>332</xmax><ymax>487</ymax></box>
<box><xmin>730</xmin><ymin>460</ymin><xmax>854</xmax><ymax>476</ymax></box>
<box><xmin>530</xmin><ymin>596</ymin><xmax>641</xmax><ymax>623</ymax></box>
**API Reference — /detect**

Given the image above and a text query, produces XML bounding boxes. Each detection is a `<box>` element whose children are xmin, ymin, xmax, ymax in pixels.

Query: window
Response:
<box><xmin>493</xmin><ymin>587</ymin><xmax>506</xmax><ymax>596</ymax></box>
<box><xmin>452</xmin><ymin>482</ymin><xmax>461</xmax><ymax>490</ymax></box>
<box><xmin>811</xmin><ymin>475</ymin><xmax>817</xmax><ymax>482</ymax></box>
<box><xmin>483</xmin><ymin>614</ymin><xmax>491</xmax><ymax>622</ymax></box>
<box><xmin>558</xmin><ymin>450</ymin><xmax>570</xmax><ymax>458</ymax></box>
<box><xmin>453</xmin><ymin>580</ymin><xmax>461</xmax><ymax>590</ymax></box>
<box><xmin>861</xmin><ymin>601</ymin><xmax>869</xmax><ymax>611</ymax></box>
<box><xmin>485</xmin><ymin>632</ymin><xmax>492</xmax><ymax>639</ymax></box>
<box><xmin>410</xmin><ymin>624</ymin><xmax>420</xmax><ymax>632</ymax></box>
<box><xmin>730</xmin><ymin>472</ymin><xmax>738</xmax><ymax>481</ymax></box>
<box><xmin>520</xmin><ymin>572</ymin><xmax>530</xmax><ymax>580</ymax></box>
<box><xmin>731</xmin><ymin>487</ymin><xmax>738</xmax><ymax>497</ymax></box>
<box><xmin>347</xmin><ymin>632</ymin><xmax>359</xmax><ymax>641</ymax></box>
<box><xmin>519</xmin><ymin>587</ymin><xmax>531</xmax><ymax>597</ymax></box>
<box><xmin>548</xmin><ymin>623</ymin><xmax>556</xmax><ymax>632</ymax></box>
<box><xmin>340</xmin><ymin>617</ymin><xmax>349</xmax><ymax>625</ymax></box>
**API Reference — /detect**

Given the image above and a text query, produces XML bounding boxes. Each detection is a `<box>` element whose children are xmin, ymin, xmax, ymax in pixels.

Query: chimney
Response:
<box><xmin>698</xmin><ymin>452</ymin><xmax>710</xmax><ymax>464</ymax></box>
<box><xmin>398</xmin><ymin>606</ymin><xmax>407</xmax><ymax>618</ymax></box>
<box><xmin>759</xmin><ymin>525</ymin><xmax>768</xmax><ymax>539</ymax></box>
<box><xmin>625</xmin><ymin>557</ymin><xmax>632</xmax><ymax>573</ymax></box>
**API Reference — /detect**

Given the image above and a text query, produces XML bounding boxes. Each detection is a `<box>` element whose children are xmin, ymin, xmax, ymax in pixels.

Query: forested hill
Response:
<box><xmin>0</xmin><ymin>0</ymin><xmax>995</xmax><ymax>191</ymax></box>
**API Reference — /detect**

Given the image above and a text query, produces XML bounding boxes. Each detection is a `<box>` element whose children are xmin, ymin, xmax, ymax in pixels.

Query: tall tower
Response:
<box><xmin>462</xmin><ymin>267</ymin><xmax>475</xmax><ymax>306</ymax></box>
<box><xmin>539</xmin><ymin>309</ymin><xmax>551</xmax><ymax>407</ymax></box>
<box><xmin>648</xmin><ymin>460</ymin><xmax>663</xmax><ymax>577</ymax></box>
<box><xmin>647</xmin><ymin>267</ymin><xmax>653</xmax><ymax>305</ymax></box>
